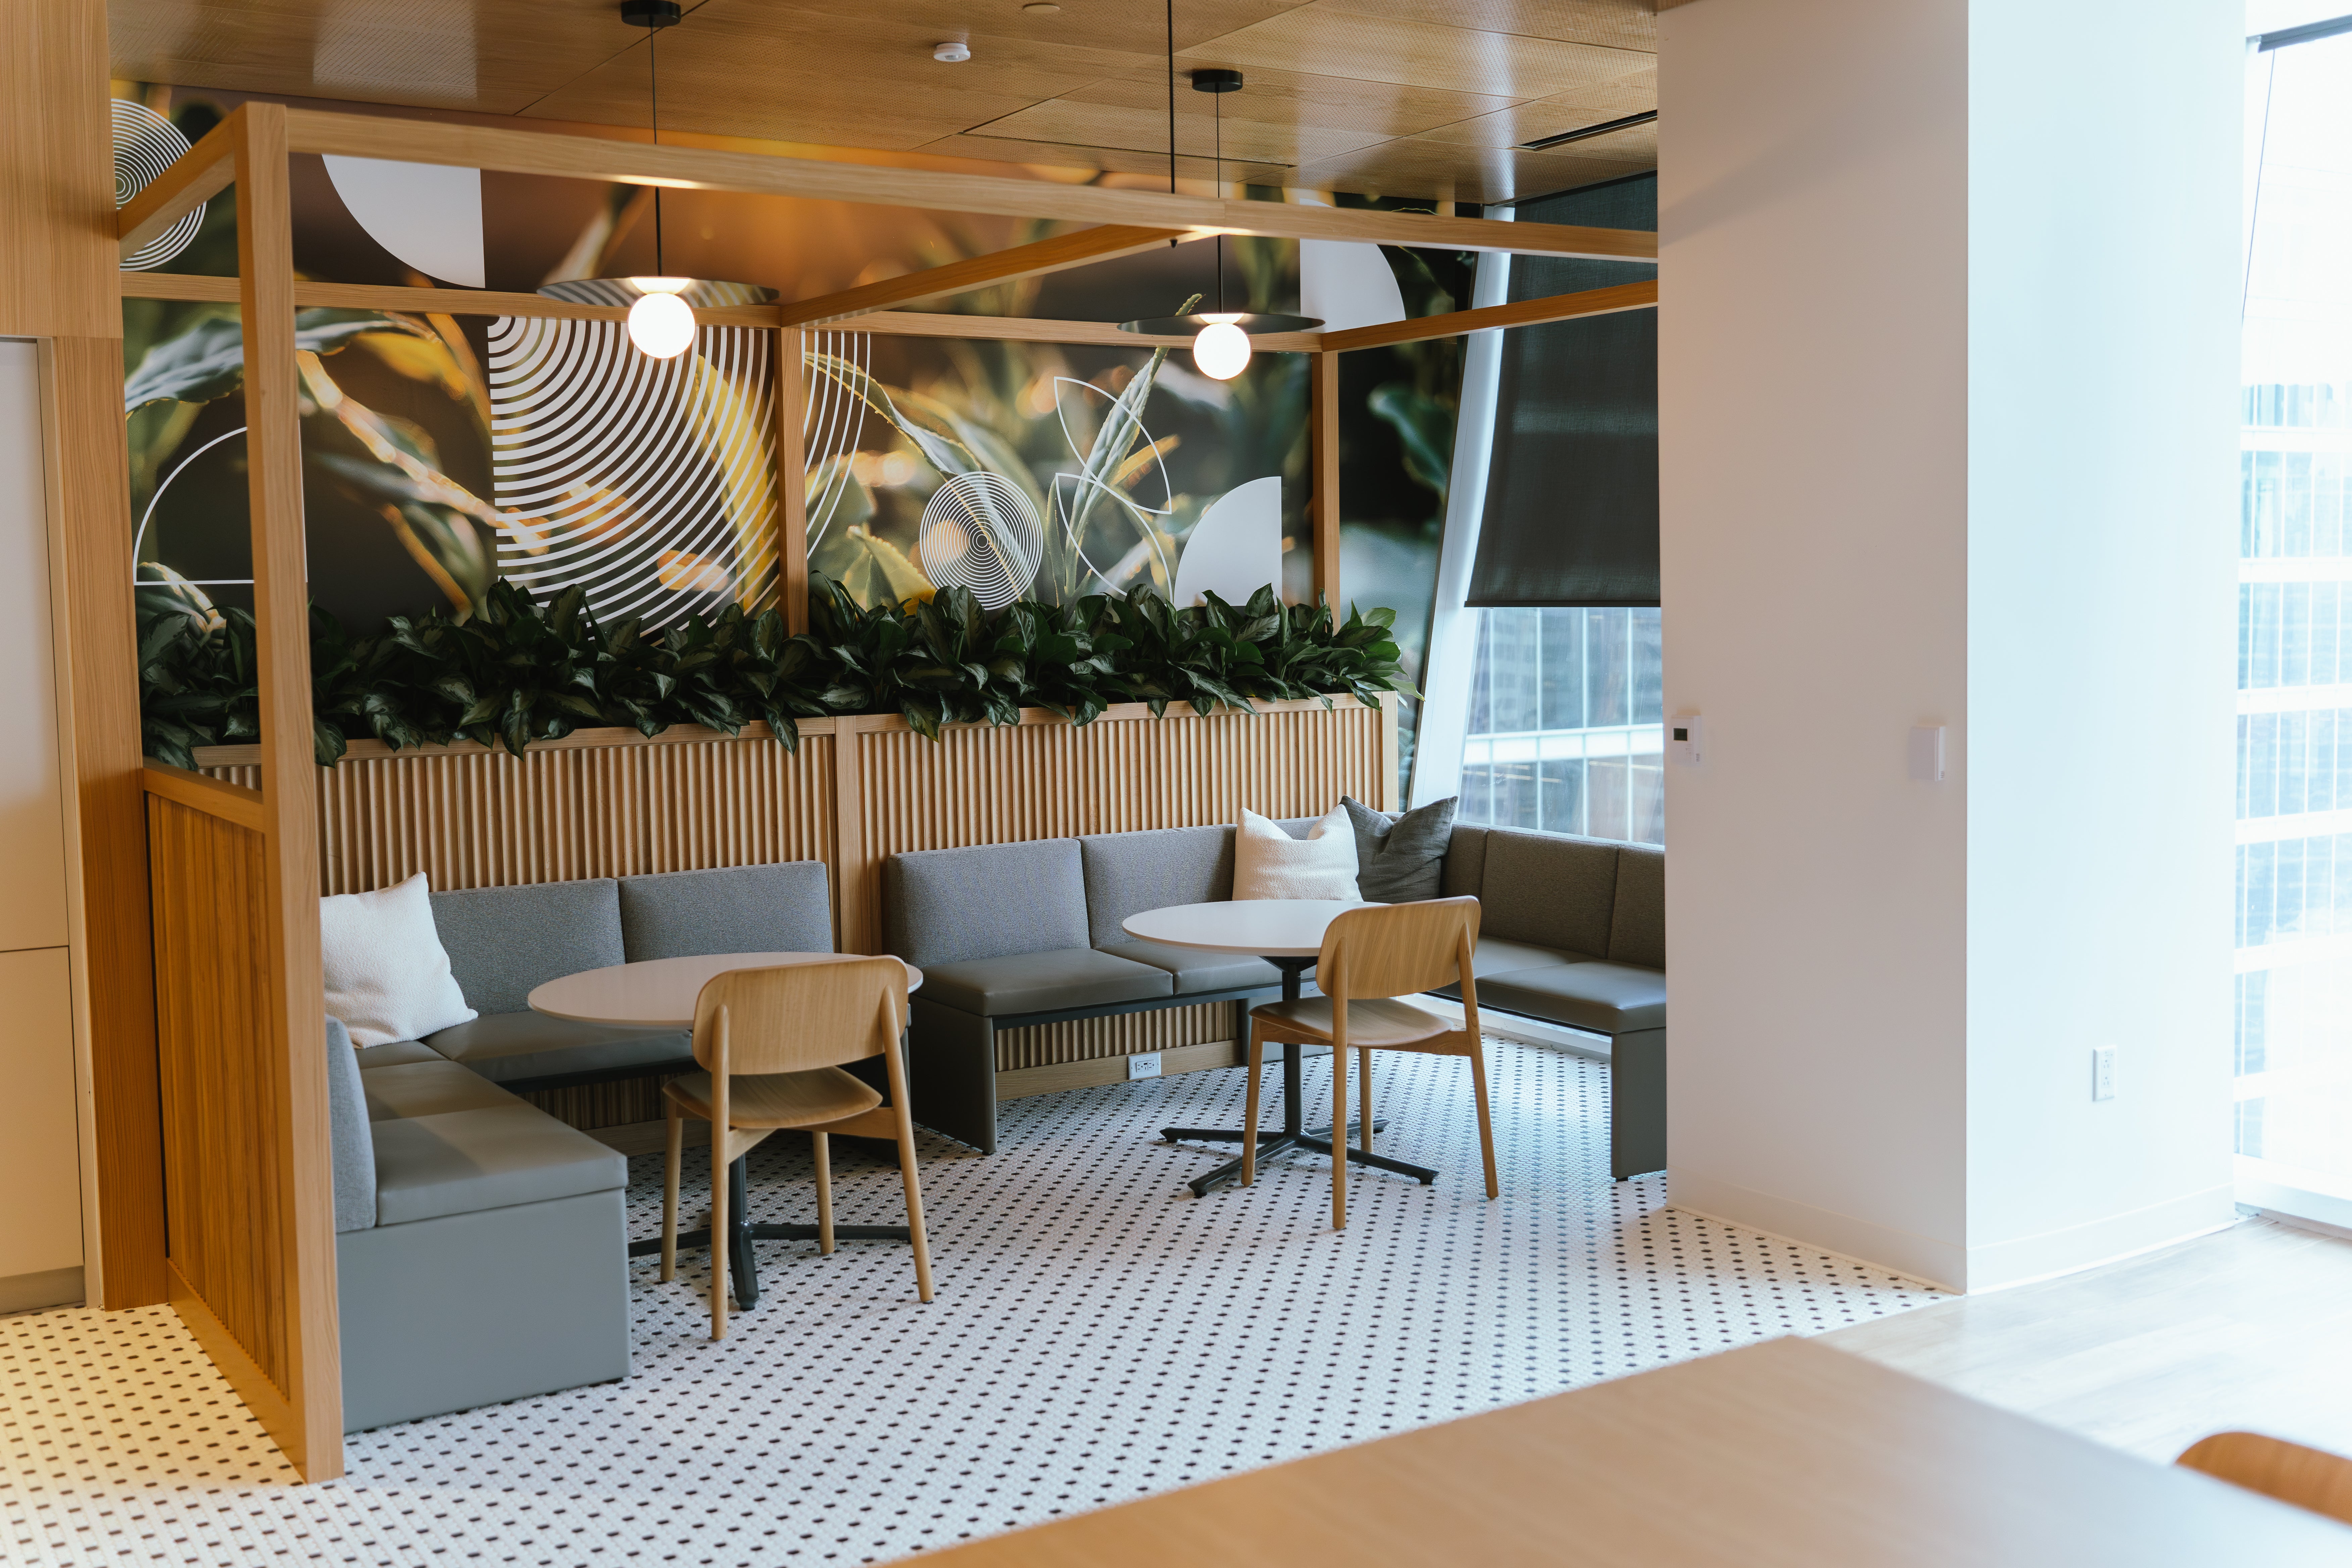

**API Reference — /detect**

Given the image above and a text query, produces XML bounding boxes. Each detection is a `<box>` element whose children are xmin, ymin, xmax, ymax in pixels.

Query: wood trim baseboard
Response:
<box><xmin>995</xmin><ymin>1038</ymin><xmax>1330</xmax><ymax>1101</ymax></box>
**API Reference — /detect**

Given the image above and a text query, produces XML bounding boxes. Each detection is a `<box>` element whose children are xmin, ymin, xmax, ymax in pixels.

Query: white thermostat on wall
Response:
<box><xmin>1667</xmin><ymin>714</ymin><xmax>1704</xmax><ymax>767</ymax></box>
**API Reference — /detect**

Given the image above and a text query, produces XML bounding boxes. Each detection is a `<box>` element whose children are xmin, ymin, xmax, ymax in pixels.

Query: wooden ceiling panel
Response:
<box><xmin>1180</xmin><ymin>2</ymin><xmax>1651</xmax><ymax>101</ymax></box>
<box><xmin>1289</xmin><ymin>137</ymin><xmax>1648</xmax><ymax>206</ymax></box>
<box><xmin>1305</xmin><ymin>0</ymin><xmax>1656</xmax><ymax>52</ymax></box>
<box><xmin>1068</xmin><ymin>63</ymin><xmax>1520</xmax><ymax>140</ymax></box>
<box><xmin>1412</xmin><ymin>71</ymin><xmax>1654</xmax><ymax>148</ymax></box>
<box><xmin>916</xmin><ymin>135</ymin><xmax>1292</xmax><ymax>191</ymax></box>
<box><xmin>770</xmin><ymin>0</ymin><xmax>1312</xmax><ymax>58</ymax></box>
<box><xmin>966</xmin><ymin>96</ymin><xmax>1395</xmax><ymax>171</ymax></box>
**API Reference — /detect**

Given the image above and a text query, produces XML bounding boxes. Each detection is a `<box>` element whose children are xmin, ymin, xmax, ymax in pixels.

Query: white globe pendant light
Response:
<box><xmin>1118</xmin><ymin>62</ymin><xmax>1318</xmax><ymax>364</ymax></box>
<box><xmin>538</xmin><ymin>3</ymin><xmax>776</xmax><ymax>353</ymax></box>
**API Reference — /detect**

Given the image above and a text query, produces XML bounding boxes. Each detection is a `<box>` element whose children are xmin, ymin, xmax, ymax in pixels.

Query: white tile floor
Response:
<box><xmin>1</xmin><ymin>1041</ymin><xmax>1940</xmax><ymax>1566</ymax></box>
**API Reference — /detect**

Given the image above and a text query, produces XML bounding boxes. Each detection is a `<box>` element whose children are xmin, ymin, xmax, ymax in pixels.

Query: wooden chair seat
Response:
<box><xmin>2177</xmin><ymin>1431</ymin><xmax>2352</xmax><ymax>1526</ymax></box>
<box><xmin>664</xmin><ymin>1066</ymin><xmax>880</xmax><ymax>1129</ymax></box>
<box><xmin>1250</xmin><ymin>995</ymin><xmax>1457</xmax><ymax>1050</ymax></box>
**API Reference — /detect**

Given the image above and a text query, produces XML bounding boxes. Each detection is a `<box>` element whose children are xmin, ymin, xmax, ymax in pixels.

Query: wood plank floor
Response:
<box><xmin>1820</xmin><ymin>1216</ymin><xmax>2352</xmax><ymax>1464</ymax></box>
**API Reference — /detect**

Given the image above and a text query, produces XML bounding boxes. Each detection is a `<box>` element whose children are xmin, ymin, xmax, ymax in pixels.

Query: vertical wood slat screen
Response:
<box><xmin>144</xmin><ymin>792</ymin><xmax>290</xmax><ymax>1398</ymax></box>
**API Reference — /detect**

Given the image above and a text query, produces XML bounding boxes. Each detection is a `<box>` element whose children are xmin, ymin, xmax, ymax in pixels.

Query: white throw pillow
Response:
<box><xmin>1232</xmin><ymin>807</ymin><xmax>1362</xmax><ymax>901</ymax></box>
<box><xmin>320</xmin><ymin>873</ymin><xmax>476</xmax><ymax>1048</ymax></box>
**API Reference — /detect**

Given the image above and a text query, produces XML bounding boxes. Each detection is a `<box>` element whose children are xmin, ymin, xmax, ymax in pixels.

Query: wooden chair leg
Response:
<box><xmin>812</xmin><ymin>1131</ymin><xmax>835</xmax><ymax>1255</ymax></box>
<box><xmin>1358</xmin><ymin>1047</ymin><xmax>1374</xmax><ymax>1153</ymax></box>
<box><xmin>1242</xmin><ymin>1023</ymin><xmax>1266</xmax><ymax>1187</ymax></box>
<box><xmin>1467</xmin><ymin>1036</ymin><xmax>1499</xmax><ymax>1200</ymax></box>
<box><xmin>891</xmin><ymin>1102</ymin><xmax>934</xmax><ymax>1303</ymax></box>
<box><xmin>1331</xmin><ymin>1035</ymin><xmax>1349</xmax><ymax>1230</ymax></box>
<box><xmin>660</xmin><ymin>1095</ymin><xmax>683</xmax><ymax>1283</ymax></box>
<box><xmin>709</xmin><ymin>1126</ymin><xmax>729</xmax><ymax>1341</ymax></box>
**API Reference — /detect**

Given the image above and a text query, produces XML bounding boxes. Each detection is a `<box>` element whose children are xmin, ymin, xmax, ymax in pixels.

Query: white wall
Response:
<box><xmin>0</xmin><ymin>339</ymin><xmax>86</xmax><ymax>1311</ymax></box>
<box><xmin>1659</xmin><ymin>0</ymin><xmax>2239</xmax><ymax>1291</ymax></box>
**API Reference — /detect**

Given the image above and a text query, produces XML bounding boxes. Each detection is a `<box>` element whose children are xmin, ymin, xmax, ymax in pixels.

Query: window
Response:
<box><xmin>1457</xmin><ymin>607</ymin><xmax>1663</xmax><ymax>844</ymax></box>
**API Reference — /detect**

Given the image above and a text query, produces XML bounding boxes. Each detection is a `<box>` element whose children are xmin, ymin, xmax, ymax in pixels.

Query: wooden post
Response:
<box><xmin>1310</xmin><ymin>350</ymin><xmax>1341</xmax><ymax>610</ymax></box>
<box><xmin>233</xmin><ymin>102</ymin><xmax>343</xmax><ymax>1480</ymax></box>
<box><xmin>776</xmin><ymin>327</ymin><xmax>810</xmax><ymax>635</ymax></box>
<box><xmin>831</xmin><ymin>716</ymin><xmax>869</xmax><ymax>953</ymax></box>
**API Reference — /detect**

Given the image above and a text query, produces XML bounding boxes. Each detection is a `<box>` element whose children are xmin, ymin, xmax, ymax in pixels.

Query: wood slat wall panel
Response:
<box><xmin>145</xmin><ymin>795</ymin><xmax>288</xmax><ymax>1393</ymax></box>
<box><xmin>995</xmin><ymin>1002</ymin><xmax>1239</xmax><ymax>1073</ymax></box>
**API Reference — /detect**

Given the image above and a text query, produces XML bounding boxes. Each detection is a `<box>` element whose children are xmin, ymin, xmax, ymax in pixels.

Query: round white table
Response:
<box><xmin>528</xmin><ymin>950</ymin><xmax>922</xmax><ymax>1309</ymax></box>
<box><xmin>1121</xmin><ymin>901</ymin><xmax>1438</xmax><ymax>1196</ymax></box>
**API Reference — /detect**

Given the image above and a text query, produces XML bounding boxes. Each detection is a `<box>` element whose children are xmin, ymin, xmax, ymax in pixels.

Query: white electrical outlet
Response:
<box><xmin>1127</xmin><ymin>1052</ymin><xmax>1163</xmax><ymax>1081</ymax></box>
<box><xmin>2092</xmin><ymin>1046</ymin><xmax>2117</xmax><ymax>1101</ymax></box>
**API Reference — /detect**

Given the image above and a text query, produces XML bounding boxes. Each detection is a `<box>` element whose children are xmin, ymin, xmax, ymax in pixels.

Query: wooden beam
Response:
<box><xmin>1322</xmin><ymin>279</ymin><xmax>1659</xmax><ymax>353</ymax></box>
<box><xmin>858</xmin><ymin>310</ymin><xmax>1323</xmax><ymax>353</ymax></box>
<box><xmin>140</xmin><ymin>763</ymin><xmax>267</xmax><ymax>832</ymax></box>
<box><xmin>279</xmin><ymin>108</ymin><xmax>1653</xmax><ymax>262</ymax></box>
<box><xmin>778</xmin><ymin>226</ymin><xmax>1188</xmax><ymax>327</ymax></box>
<box><xmin>116</xmin><ymin>107</ymin><xmax>242</xmax><ymax>260</ymax></box>
<box><xmin>232</xmin><ymin>101</ymin><xmax>343</xmax><ymax>1482</ymax></box>
<box><xmin>776</xmin><ymin>327</ymin><xmax>810</xmax><ymax>636</ymax></box>
<box><xmin>1310</xmin><ymin>350</ymin><xmax>1341</xmax><ymax>609</ymax></box>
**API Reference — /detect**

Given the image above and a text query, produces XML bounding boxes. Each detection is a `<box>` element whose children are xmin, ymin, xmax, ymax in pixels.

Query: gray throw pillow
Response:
<box><xmin>1342</xmin><ymin>795</ymin><xmax>1458</xmax><ymax>903</ymax></box>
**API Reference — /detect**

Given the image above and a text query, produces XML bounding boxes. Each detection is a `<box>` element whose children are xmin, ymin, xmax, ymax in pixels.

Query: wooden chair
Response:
<box><xmin>2176</xmin><ymin>1431</ymin><xmax>2352</xmax><ymax>1527</ymax></box>
<box><xmin>1243</xmin><ymin>897</ymin><xmax>1495</xmax><ymax>1229</ymax></box>
<box><xmin>660</xmin><ymin>957</ymin><xmax>933</xmax><ymax>1338</ymax></box>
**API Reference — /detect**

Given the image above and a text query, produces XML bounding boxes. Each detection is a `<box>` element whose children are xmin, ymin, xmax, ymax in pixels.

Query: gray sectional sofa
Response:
<box><xmin>884</xmin><ymin>820</ymin><xmax>1667</xmax><ymax>1180</ymax></box>
<box><xmin>324</xmin><ymin>860</ymin><xmax>836</xmax><ymax>1432</ymax></box>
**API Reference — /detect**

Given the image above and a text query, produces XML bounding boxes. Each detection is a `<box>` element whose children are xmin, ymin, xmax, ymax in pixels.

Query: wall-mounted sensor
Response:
<box><xmin>1667</xmin><ymin>715</ymin><xmax>1704</xmax><ymax>767</ymax></box>
<box><xmin>1909</xmin><ymin>725</ymin><xmax>1947</xmax><ymax>783</ymax></box>
<box><xmin>933</xmin><ymin>41</ymin><xmax>972</xmax><ymax>61</ymax></box>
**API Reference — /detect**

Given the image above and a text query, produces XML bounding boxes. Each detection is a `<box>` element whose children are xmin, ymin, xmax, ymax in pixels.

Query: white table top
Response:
<box><xmin>528</xmin><ymin>951</ymin><xmax>923</xmax><ymax>1030</ymax></box>
<box><xmin>1121</xmin><ymin>899</ymin><xmax>1368</xmax><ymax>958</ymax></box>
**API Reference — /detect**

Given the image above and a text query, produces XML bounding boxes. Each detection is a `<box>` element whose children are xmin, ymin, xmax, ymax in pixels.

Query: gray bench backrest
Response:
<box><xmin>325</xmin><ymin>1015</ymin><xmax>375</xmax><ymax>1233</ymax></box>
<box><xmin>619</xmin><ymin>862</ymin><xmax>832</xmax><ymax>961</ymax></box>
<box><xmin>1078</xmin><ymin>825</ymin><xmax>1236</xmax><ymax>948</ymax></box>
<box><xmin>430</xmin><ymin>878</ymin><xmax>626</xmax><ymax>1016</ymax></box>
<box><xmin>883</xmin><ymin>838</ymin><xmax>1091</xmax><ymax>967</ymax></box>
<box><xmin>1444</xmin><ymin>826</ymin><xmax>1663</xmax><ymax>970</ymax></box>
<box><xmin>1608</xmin><ymin>844</ymin><xmax>1665</xmax><ymax>970</ymax></box>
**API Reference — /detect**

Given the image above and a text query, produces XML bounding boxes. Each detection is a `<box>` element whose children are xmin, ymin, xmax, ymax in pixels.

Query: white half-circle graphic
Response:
<box><xmin>115</xmin><ymin>100</ymin><xmax>203</xmax><ymax>271</ymax></box>
<box><xmin>1172</xmin><ymin>475</ymin><xmax>1283</xmax><ymax>608</ymax></box>
<box><xmin>324</xmin><ymin>156</ymin><xmax>486</xmax><ymax>288</ymax></box>
<box><xmin>1297</xmin><ymin>196</ymin><xmax>1405</xmax><ymax>336</ymax></box>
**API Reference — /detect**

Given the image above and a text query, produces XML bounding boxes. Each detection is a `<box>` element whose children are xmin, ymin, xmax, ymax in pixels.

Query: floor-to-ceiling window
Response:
<box><xmin>2237</xmin><ymin>7</ymin><xmax>2352</xmax><ymax>1222</ymax></box>
<box><xmin>1456</xmin><ymin>607</ymin><xmax>1664</xmax><ymax>844</ymax></box>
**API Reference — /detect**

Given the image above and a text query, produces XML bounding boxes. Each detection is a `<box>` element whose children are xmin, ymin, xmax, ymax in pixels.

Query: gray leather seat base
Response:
<box><xmin>919</xmin><ymin>947</ymin><xmax>1175</xmax><ymax>1017</ymax></box>
<box><xmin>372</xmin><ymin>1103</ymin><xmax>627</xmax><ymax>1226</ymax></box>
<box><xmin>1477</xmin><ymin>961</ymin><xmax>1666</xmax><ymax>1035</ymax></box>
<box><xmin>361</xmin><ymin>1059</ymin><xmax>521</xmax><ymax>1122</ymax></box>
<box><xmin>1099</xmin><ymin>938</ymin><xmax>1281</xmax><ymax>995</ymax></box>
<box><xmin>423</xmin><ymin>1010</ymin><xmax>692</xmax><ymax>1085</ymax></box>
<box><xmin>353</xmin><ymin>1040</ymin><xmax>449</xmax><ymax>1069</ymax></box>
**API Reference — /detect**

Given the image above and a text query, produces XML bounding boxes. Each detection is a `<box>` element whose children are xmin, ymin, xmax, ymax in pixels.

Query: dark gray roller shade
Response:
<box><xmin>1467</xmin><ymin>173</ymin><xmax>1658</xmax><ymax>609</ymax></box>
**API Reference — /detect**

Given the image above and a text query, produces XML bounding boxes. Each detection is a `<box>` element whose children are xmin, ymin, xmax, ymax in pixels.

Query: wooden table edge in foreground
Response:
<box><xmin>908</xmin><ymin>1337</ymin><xmax>2352</xmax><ymax>1567</ymax></box>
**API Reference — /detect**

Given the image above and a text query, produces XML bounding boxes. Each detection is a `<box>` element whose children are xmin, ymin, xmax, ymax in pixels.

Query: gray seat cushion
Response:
<box><xmin>361</xmin><ymin>1059</ymin><xmax>526</xmax><ymax>1122</ymax></box>
<box><xmin>1478</xmin><ymin>961</ymin><xmax>1666</xmax><ymax>1035</ymax></box>
<box><xmin>424</xmin><ymin>1011</ymin><xmax>693</xmax><ymax>1086</ymax></box>
<box><xmin>619</xmin><ymin>862</ymin><xmax>833</xmax><ymax>962</ymax></box>
<box><xmin>1099</xmin><ymin>938</ymin><xmax>1282</xmax><ymax>995</ymax></box>
<box><xmin>1343</xmin><ymin>795</ymin><xmax>1457</xmax><ymax>902</ymax></box>
<box><xmin>354</xmin><ymin>1039</ymin><xmax>448</xmax><ymax>1070</ymax></box>
<box><xmin>1478</xmin><ymin>829</ymin><xmax>1620</xmax><ymax>956</ymax></box>
<box><xmin>429</xmin><ymin>878</ymin><xmax>626</xmax><ymax>1018</ymax></box>
<box><xmin>372</xmin><ymin>1103</ymin><xmax>628</xmax><ymax>1226</ymax></box>
<box><xmin>1609</xmin><ymin>844</ymin><xmax>1666</xmax><ymax>970</ymax></box>
<box><xmin>324</xmin><ymin>1017</ymin><xmax>375</xmax><ymax>1234</ymax></box>
<box><xmin>1078</xmin><ymin>825</ymin><xmax>1237</xmax><ymax>948</ymax></box>
<box><xmin>918</xmin><ymin>947</ymin><xmax>1174</xmax><ymax>1017</ymax></box>
<box><xmin>1465</xmin><ymin>937</ymin><xmax>1595</xmax><ymax>981</ymax></box>
<box><xmin>884</xmin><ymin>838</ymin><xmax>1090</xmax><ymax>968</ymax></box>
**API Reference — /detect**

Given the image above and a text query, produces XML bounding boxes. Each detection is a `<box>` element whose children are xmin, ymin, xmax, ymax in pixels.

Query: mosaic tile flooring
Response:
<box><xmin>1</xmin><ymin>1041</ymin><xmax>1941</xmax><ymax>1565</ymax></box>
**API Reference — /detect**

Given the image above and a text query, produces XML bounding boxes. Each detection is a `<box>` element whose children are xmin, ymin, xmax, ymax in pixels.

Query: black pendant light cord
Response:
<box><xmin>1213</xmin><ymin>87</ymin><xmax>1223</xmax><ymax>312</ymax></box>
<box><xmin>1166</xmin><ymin>0</ymin><xmax>1176</xmax><ymax>247</ymax></box>
<box><xmin>650</xmin><ymin>22</ymin><xmax>664</xmax><ymax>276</ymax></box>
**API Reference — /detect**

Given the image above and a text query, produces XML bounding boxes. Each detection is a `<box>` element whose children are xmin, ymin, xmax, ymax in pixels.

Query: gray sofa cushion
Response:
<box><xmin>1478</xmin><ymin>829</ymin><xmax>1620</xmax><ymax>956</ymax></box>
<box><xmin>424</xmin><ymin>1011</ymin><xmax>693</xmax><ymax>1086</ymax></box>
<box><xmin>1441</xmin><ymin>824</ymin><xmax>1488</xmax><ymax>900</ymax></box>
<box><xmin>354</xmin><ymin>1039</ymin><xmax>448</xmax><ymax>1069</ymax></box>
<box><xmin>1610</xmin><ymin>845</ymin><xmax>1666</xmax><ymax>971</ymax></box>
<box><xmin>1078</xmin><ymin>825</ymin><xmax>1236</xmax><ymax>948</ymax></box>
<box><xmin>619</xmin><ymin>862</ymin><xmax>833</xmax><ymax>962</ymax></box>
<box><xmin>1478</xmin><ymin>961</ymin><xmax>1666</xmax><ymax>1035</ymax></box>
<box><xmin>361</xmin><ymin>1059</ymin><xmax>526</xmax><ymax>1122</ymax></box>
<box><xmin>1343</xmin><ymin>796</ymin><xmax>1456</xmax><ymax>902</ymax></box>
<box><xmin>884</xmin><ymin>838</ymin><xmax>1089</xmax><ymax>967</ymax></box>
<box><xmin>1099</xmin><ymin>938</ymin><xmax>1282</xmax><ymax>995</ymax></box>
<box><xmin>325</xmin><ymin>1017</ymin><xmax>375</xmax><ymax>1234</ymax></box>
<box><xmin>429</xmin><ymin>878</ymin><xmax>625</xmax><ymax>1017</ymax></box>
<box><xmin>918</xmin><ymin>947</ymin><xmax>1174</xmax><ymax>1017</ymax></box>
<box><xmin>372</xmin><ymin>1102</ymin><xmax>628</xmax><ymax>1226</ymax></box>
<box><xmin>1465</xmin><ymin>937</ymin><xmax>1592</xmax><ymax>979</ymax></box>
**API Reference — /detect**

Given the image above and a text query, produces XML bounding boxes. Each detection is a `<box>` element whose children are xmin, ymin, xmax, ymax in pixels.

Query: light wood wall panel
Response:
<box><xmin>996</xmin><ymin>1002</ymin><xmax>1240</xmax><ymax>1074</ymax></box>
<box><xmin>145</xmin><ymin>794</ymin><xmax>288</xmax><ymax>1394</ymax></box>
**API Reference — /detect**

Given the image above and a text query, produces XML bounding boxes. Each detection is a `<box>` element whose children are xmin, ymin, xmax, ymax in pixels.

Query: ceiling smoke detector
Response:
<box><xmin>932</xmin><ymin>40</ymin><xmax>972</xmax><ymax>62</ymax></box>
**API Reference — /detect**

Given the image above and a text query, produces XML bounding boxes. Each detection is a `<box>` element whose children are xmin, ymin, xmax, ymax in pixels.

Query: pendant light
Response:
<box><xmin>1118</xmin><ymin>14</ymin><xmax>1317</xmax><ymax>378</ymax></box>
<box><xmin>538</xmin><ymin>0</ymin><xmax>777</xmax><ymax>356</ymax></box>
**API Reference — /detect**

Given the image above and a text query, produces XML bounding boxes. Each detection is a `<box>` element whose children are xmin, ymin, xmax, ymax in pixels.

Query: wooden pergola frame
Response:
<box><xmin>113</xmin><ymin>100</ymin><xmax>1657</xmax><ymax>1483</ymax></box>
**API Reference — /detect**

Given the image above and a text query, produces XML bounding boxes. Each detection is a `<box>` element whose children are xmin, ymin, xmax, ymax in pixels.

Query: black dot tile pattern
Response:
<box><xmin>0</xmin><ymin>1041</ymin><xmax>1941</xmax><ymax>1564</ymax></box>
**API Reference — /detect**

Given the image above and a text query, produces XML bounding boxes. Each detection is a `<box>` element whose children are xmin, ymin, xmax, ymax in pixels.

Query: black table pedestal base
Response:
<box><xmin>626</xmin><ymin>1152</ymin><xmax>907</xmax><ymax>1310</ymax></box>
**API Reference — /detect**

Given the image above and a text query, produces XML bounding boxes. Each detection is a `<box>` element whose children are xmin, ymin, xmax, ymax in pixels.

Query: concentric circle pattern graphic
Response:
<box><xmin>113</xmin><ymin>100</ymin><xmax>204</xmax><ymax>272</ymax></box>
<box><xmin>486</xmin><ymin>316</ymin><xmax>779</xmax><ymax>630</ymax></box>
<box><xmin>921</xmin><ymin>471</ymin><xmax>1043</xmax><ymax>608</ymax></box>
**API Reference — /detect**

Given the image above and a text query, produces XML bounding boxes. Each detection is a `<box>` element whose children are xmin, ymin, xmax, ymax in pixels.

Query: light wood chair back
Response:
<box><xmin>692</xmin><ymin>957</ymin><xmax>906</xmax><ymax>1077</ymax></box>
<box><xmin>2177</xmin><ymin>1431</ymin><xmax>2352</xmax><ymax>1527</ymax></box>
<box><xmin>1317</xmin><ymin>897</ymin><xmax>1481</xmax><ymax>1006</ymax></box>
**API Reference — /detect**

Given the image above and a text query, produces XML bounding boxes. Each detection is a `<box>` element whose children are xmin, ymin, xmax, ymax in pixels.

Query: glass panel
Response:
<box><xmin>1455</xmin><ymin>605</ymin><xmax>1663</xmax><ymax>846</ymax></box>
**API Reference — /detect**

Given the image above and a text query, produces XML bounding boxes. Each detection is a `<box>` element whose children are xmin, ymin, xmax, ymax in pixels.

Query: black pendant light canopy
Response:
<box><xmin>1118</xmin><ymin>56</ymin><xmax>1320</xmax><ymax>371</ymax></box>
<box><xmin>538</xmin><ymin>0</ymin><xmax>776</xmax><ymax>354</ymax></box>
